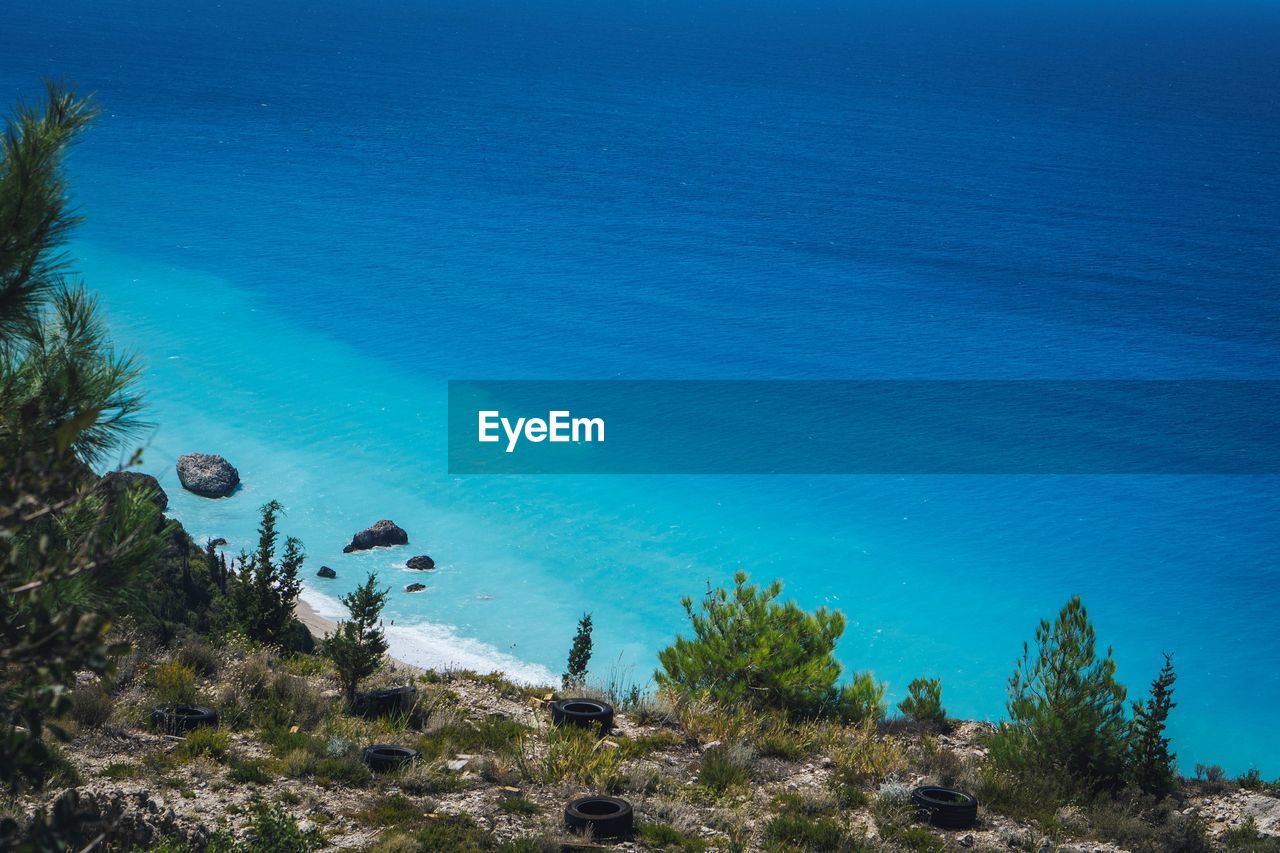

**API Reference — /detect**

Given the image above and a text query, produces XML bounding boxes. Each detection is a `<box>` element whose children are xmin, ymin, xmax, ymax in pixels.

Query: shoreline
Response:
<box><xmin>294</xmin><ymin>596</ymin><xmax>426</xmax><ymax>677</ymax></box>
<box><xmin>296</xmin><ymin>583</ymin><xmax>559</xmax><ymax>686</ymax></box>
<box><xmin>293</xmin><ymin>595</ymin><xmax>339</xmax><ymax>639</ymax></box>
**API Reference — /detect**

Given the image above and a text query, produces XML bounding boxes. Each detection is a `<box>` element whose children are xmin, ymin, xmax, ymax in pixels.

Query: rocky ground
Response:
<box><xmin>7</xmin><ymin>629</ymin><xmax>1278</xmax><ymax>851</ymax></box>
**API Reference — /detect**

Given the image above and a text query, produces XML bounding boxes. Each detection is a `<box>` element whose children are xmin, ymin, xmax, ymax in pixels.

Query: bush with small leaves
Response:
<box><xmin>150</xmin><ymin>661</ymin><xmax>199</xmax><ymax>705</ymax></box>
<box><xmin>763</xmin><ymin>812</ymin><xmax>868</xmax><ymax>851</ymax></box>
<box><xmin>177</xmin><ymin>640</ymin><xmax>220</xmax><ymax>678</ymax></box>
<box><xmin>696</xmin><ymin>744</ymin><xmax>753</xmax><ymax>794</ymax></box>
<box><xmin>638</xmin><ymin>822</ymin><xmax>708</xmax><ymax>851</ymax></box>
<box><xmin>176</xmin><ymin>727</ymin><xmax>230</xmax><ymax>762</ymax></box>
<box><xmin>228</xmin><ymin>759</ymin><xmax>272</xmax><ymax>784</ymax></box>
<box><xmin>67</xmin><ymin>683</ymin><xmax>114</xmax><ymax>728</ymax></box>
<box><xmin>245</xmin><ymin>801</ymin><xmax>325</xmax><ymax>851</ymax></box>
<box><xmin>898</xmin><ymin>677</ymin><xmax>947</xmax><ymax>726</ymax></box>
<box><xmin>657</xmin><ymin>572</ymin><xmax>882</xmax><ymax>720</ymax></box>
<box><xmin>497</xmin><ymin>794</ymin><xmax>540</xmax><ymax>816</ymax></box>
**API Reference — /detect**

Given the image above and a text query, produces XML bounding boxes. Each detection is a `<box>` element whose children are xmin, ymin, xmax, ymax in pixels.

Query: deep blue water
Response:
<box><xmin>3</xmin><ymin>0</ymin><xmax>1278</xmax><ymax>773</ymax></box>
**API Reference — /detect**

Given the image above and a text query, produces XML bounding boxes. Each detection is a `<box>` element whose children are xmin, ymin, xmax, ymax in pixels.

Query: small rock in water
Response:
<box><xmin>343</xmin><ymin>519</ymin><xmax>408</xmax><ymax>552</ymax></box>
<box><xmin>405</xmin><ymin>582</ymin><xmax>426</xmax><ymax>593</ymax></box>
<box><xmin>175</xmin><ymin>453</ymin><xmax>240</xmax><ymax>498</ymax></box>
<box><xmin>317</xmin><ymin>566</ymin><xmax>336</xmax><ymax>578</ymax></box>
<box><xmin>406</xmin><ymin>555</ymin><xmax>435</xmax><ymax>570</ymax></box>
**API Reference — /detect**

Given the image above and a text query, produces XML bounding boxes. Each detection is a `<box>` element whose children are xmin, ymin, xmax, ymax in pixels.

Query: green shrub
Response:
<box><xmin>225</xmin><ymin>501</ymin><xmax>305</xmax><ymax>648</ymax></box>
<box><xmin>245</xmin><ymin>801</ymin><xmax>324</xmax><ymax>851</ymax></box>
<box><xmin>228</xmin><ymin>758</ymin><xmax>272</xmax><ymax>784</ymax></box>
<box><xmin>176</xmin><ymin>727</ymin><xmax>230</xmax><ymax>762</ymax></box>
<box><xmin>519</xmin><ymin>724</ymin><xmax>622</xmax><ymax>790</ymax></box>
<box><xmin>971</xmin><ymin>761</ymin><xmax>1068</xmax><ymax>825</ymax></box>
<box><xmin>618</xmin><ymin>729</ymin><xmax>684</xmax><ymax>758</ymax></box>
<box><xmin>753</xmin><ymin>715</ymin><xmax>818</xmax><ymax>760</ymax></box>
<box><xmin>497</xmin><ymin>794</ymin><xmax>540</xmax><ymax>816</ymax></box>
<box><xmin>885</xmin><ymin>826</ymin><xmax>947</xmax><ymax>853</ymax></box>
<box><xmin>986</xmin><ymin>596</ymin><xmax>1128</xmax><ymax>796</ymax></box>
<box><xmin>1128</xmin><ymin>653</ymin><xmax>1178</xmax><ymax>798</ymax></box>
<box><xmin>837</xmin><ymin>671</ymin><xmax>888</xmax><ymax>724</ymax></box>
<box><xmin>351</xmin><ymin>795</ymin><xmax>421</xmax><ymax>827</ymax></box>
<box><xmin>638</xmin><ymin>822</ymin><xmax>708</xmax><ymax>850</ymax></box>
<box><xmin>656</xmin><ymin>572</ymin><xmax>879</xmax><ymax>719</ymax></box>
<box><xmin>277</xmin><ymin>748</ymin><xmax>320</xmax><ymax>779</ymax></box>
<box><xmin>1222</xmin><ymin>817</ymin><xmax>1280</xmax><ymax>852</ymax></box>
<box><xmin>827</xmin><ymin>718</ymin><xmax>905</xmax><ymax>790</ymax></box>
<box><xmin>314</xmin><ymin>754</ymin><xmax>370</xmax><ymax>787</ymax></box>
<box><xmin>416</xmin><ymin>715</ymin><xmax>531</xmax><ymax>760</ymax></box>
<box><xmin>695</xmin><ymin>744</ymin><xmax>751</xmax><ymax>794</ymax></box>
<box><xmin>396</xmin><ymin>760</ymin><xmax>462</xmax><ymax>795</ymax></box>
<box><xmin>102</xmin><ymin>762</ymin><xmax>143</xmax><ymax>780</ymax></box>
<box><xmin>177</xmin><ymin>639</ymin><xmax>220</xmax><ymax>678</ymax></box>
<box><xmin>1239</xmin><ymin>768</ymin><xmax>1264</xmax><ymax>790</ymax></box>
<box><xmin>150</xmin><ymin>661</ymin><xmax>199</xmax><ymax>705</ymax></box>
<box><xmin>562</xmin><ymin>612</ymin><xmax>593</xmax><ymax>689</ymax></box>
<box><xmin>255</xmin><ymin>671</ymin><xmax>330</xmax><ymax>730</ymax></box>
<box><xmin>404</xmin><ymin>813</ymin><xmax>494</xmax><ymax>852</ymax></box>
<box><xmin>324</xmin><ymin>572</ymin><xmax>389</xmax><ymax>705</ymax></box>
<box><xmin>259</xmin><ymin>724</ymin><xmax>322</xmax><ymax>759</ymax></box>
<box><xmin>1195</xmin><ymin>763</ymin><xmax>1227</xmax><ymax>784</ymax></box>
<box><xmin>68</xmin><ymin>683</ymin><xmax>114</xmax><ymax>728</ymax></box>
<box><xmin>763</xmin><ymin>812</ymin><xmax>868</xmax><ymax>851</ymax></box>
<box><xmin>898</xmin><ymin>677</ymin><xmax>947</xmax><ymax>726</ymax></box>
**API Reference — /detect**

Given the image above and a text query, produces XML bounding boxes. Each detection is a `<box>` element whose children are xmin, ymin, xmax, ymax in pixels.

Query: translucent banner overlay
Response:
<box><xmin>447</xmin><ymin>380</ymin><xmax>1280</xmax><ymax>475</ymax></box>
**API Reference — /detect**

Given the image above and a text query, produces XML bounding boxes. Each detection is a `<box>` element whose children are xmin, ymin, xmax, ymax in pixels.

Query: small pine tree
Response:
<box><xmin>562</xmin><ymin>613</ymin><xmax>593</xmax><ymax>689</ymax></box>
<box><xmin>988</xmin><ymin>596</ymin><xmax>1129</xmax><ymax>793</ymax></box>
<box><xmin>1128</xmin><ymin>653</ymin><xmax>1178</xmax><ymax>798</ymax></box>
<box><xmin>325</xmin><ymin>572</ymin><xmax>390</xmax><ymax>705</ymax></box>
<box><xmin>226</xmin><ymin>500</ymin><xmax>304</xmax><ymax>646</ymax></box>
<box><xmin>655</xmin><ymin>571</ymin><xmax>877</xmax><ymax>718</ymax></box>
<box><xmin>898</xmin><ymin>677</ymin><xmax>948</xmax><ymax>726</ymax></box>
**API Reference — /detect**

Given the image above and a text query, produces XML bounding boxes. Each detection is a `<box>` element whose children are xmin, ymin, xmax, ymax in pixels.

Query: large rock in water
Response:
<box><xmin>99</xmin><ymin>471</ymin><xmax>169</xmax><ymax>511</ymax></box>
<box><xmin>343</xmin><ymin>519</ymin><xmax>408</xmax><ymax>553</ymax></box>
<box><xmin>175</xmin><ymin>453</ymin><xmax>240</xmax><ymax>498</ymax></box>
<box><xmin>406</xmin><ymin>555</ymin><xmax>435</xmax><ymax>570</ymax></box>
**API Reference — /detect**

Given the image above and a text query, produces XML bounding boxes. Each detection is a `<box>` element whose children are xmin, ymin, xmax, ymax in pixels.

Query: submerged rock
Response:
<box><xmin>99</xmin><ymin>470</ymin><xmax>169</xmax><ymax>511</ymax></box>
<box><xmin>316</xmin><ymin>566</ymin><xmax>337</xmax><ymax>579</ymax></box>
<box><xmin>405</xmin><ymin>582</ymin><xmax>426</xmax><ymax>593</ymax></box>
<box><xmin>406</xmin><ymin>555</ymin><xmax>435</xmax><ymax>570</ymax></box>
<box><xmin>175</xmin><ymin>453</ymin><xmax>240</xmax><ymax>498</ymax></box>
<box><xmin>342</xmin><ymin>519</ymin><xmax>408</xmax><ymax>553</ymax></box>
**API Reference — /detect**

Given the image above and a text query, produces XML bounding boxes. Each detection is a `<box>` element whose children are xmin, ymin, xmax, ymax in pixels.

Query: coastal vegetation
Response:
<box><xmin>325</xmin><ymin>573</ymin><xmax>390</xmax><ymax>706</ymax></box>
<box><xmin>2</xmin><ymin>86</ymin><xmax>1279</xmax><ymax>849</ymax></box>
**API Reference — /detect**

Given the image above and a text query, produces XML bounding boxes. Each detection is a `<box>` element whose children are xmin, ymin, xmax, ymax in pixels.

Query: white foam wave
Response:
<box><xmin>385</xmin><ymin>622</ymin><xmax>557</xmax><ymax>686</ymax></box>
<box><xmin>300</xmin><ymin>591</ymin><xmax>557</xmax><ymax>686</ymax></box>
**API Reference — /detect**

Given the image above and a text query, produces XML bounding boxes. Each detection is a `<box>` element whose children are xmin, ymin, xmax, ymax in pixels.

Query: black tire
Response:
<box><xmin>564</xmin><ymin>796</ymin><xmax>634</xmax><ymax>840</ymax></box>
<box><xmin>550</xmin><ymin>698</ymin><xmax>614</xmax><ymax>734</ymax></box>
<box><xmin>354</xmin><ymin>685</ymin><xmax>418</xmax><ymax>718</ymax></box>
<box><xmin>150</xmin><ymin>704</ymin><xmax>218</xmax><ymax>734</ymax></box>
<box><xmin>362</xmin><ymin>744</ymin><xmax>420</xmax><ymax>773</ymax></box>
<box><xmin>911</xmin><ymin>786</ymin><xmax>978</xmax><ymax>829</ymax></box>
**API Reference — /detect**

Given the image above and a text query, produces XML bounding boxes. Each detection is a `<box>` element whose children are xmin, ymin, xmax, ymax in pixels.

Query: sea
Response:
<box><xmin>3</xmin><ymin>0</ymin><xmax>1277</xmax><ymax>774</ymax></box>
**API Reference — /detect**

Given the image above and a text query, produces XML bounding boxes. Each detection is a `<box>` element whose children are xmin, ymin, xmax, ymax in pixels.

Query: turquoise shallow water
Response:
<box><xmin>5</xmin><ymin>0</ymin><xmax>1278</xmax><ymax>773</ymax></box>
